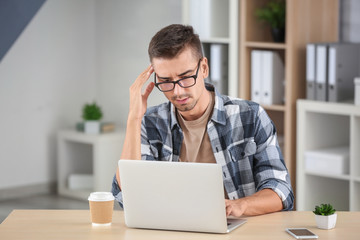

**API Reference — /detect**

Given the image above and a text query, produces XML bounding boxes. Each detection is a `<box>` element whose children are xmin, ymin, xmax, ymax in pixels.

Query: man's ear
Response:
<box><xmin>201</xmin><ymin>57</ymin><xmax>209</xmax><ymax>79</ymax></box>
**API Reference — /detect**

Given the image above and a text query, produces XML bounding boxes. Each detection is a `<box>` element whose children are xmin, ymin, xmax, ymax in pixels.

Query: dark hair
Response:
<box><xmin>148</xmin><ymin>24</ymin><xmax>203</xmax><ymax>62</ymax></box>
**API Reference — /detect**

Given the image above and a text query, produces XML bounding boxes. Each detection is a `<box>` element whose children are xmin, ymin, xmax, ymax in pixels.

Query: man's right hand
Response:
<box><xmin>117</xmin><ymin>65</ymin><xmax>155</xmax><ymax>188</ymax></box>
<box><xmin>128</xmin><ymin>65</ymin><xmax>155</xmax><ymax>121</ymax></box>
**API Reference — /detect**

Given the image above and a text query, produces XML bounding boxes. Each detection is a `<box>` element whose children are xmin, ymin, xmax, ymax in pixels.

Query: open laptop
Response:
<box><xmin>118</xmin><ymin>160</ymin><xmax>247</xmax><ymax>233</ymax></box>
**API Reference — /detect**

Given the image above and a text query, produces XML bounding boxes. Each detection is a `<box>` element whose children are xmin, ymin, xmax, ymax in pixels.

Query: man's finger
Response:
<box><xmin>132</xmin><ymin>65</ymin><xmax>154</xmax><ymax>89</ymax></box>
<box><xmin>143</xmin><ymin>82</ymin><xmax>155</xmax><ymax>100</ymax></box>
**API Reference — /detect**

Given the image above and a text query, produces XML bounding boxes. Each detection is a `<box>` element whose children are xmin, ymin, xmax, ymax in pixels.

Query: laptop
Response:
<box><xmin>118</xmin><ymin>160</ymin><xmax>247</xmax><ymax>233</ymax></box>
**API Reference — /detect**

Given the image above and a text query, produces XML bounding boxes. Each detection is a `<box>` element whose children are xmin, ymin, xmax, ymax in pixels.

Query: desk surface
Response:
<box><xmin>0</xmin><ymin>210</ymin><xmax>359</xmax><ymax>240</ymax></box>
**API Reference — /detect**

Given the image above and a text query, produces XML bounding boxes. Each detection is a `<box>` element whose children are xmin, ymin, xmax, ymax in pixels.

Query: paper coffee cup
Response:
<box><xmin>88</xmin><ymin>192</ymin><xmax>115</xmax><ymax>226</ymax></box>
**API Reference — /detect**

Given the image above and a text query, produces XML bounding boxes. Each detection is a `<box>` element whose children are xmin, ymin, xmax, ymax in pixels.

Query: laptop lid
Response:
<box><xmin>118</xmin><ymin>160</ymin><xmax>246</xmax><ymax>233</ymax></box>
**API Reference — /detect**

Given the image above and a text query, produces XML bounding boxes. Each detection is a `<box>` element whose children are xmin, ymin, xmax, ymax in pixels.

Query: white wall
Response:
<box><xmin>96</xmin><ymin>0</ymin><xmax>181</xmax><ymax>125</ymax></box>
<box><xmin>0</xmin><ymin>0</ymin><xmax>97</xmax><ymax>189</ymax></box>
<box><xmin>0</xmin><ymin>0</ymin><xmax>181</xmax><ymax>191</ymax></box>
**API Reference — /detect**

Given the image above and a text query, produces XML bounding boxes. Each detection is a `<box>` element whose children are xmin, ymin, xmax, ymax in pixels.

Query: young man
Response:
<box><xmin>112</xmin><ymin>24</ymin><xmax>294</xmax><ymax>217</ymax></box>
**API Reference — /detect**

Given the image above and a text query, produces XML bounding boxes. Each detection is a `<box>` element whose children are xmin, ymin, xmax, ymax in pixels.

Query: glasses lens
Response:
<box><xmin>157</xmin><ymin>82</ymin><xmax>174</xmax><ymax>92</ymax></box>
<box><xmin>178</xmin><ymin>77</ymin><xmax>196</xmax><ymax>88</ymax></box>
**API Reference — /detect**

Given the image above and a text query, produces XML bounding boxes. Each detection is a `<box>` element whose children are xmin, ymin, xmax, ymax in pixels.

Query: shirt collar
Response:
<box><xmin>169</xmin><ymin>83</ymin><xmax>227</xmax><ymax>130</ymax></box>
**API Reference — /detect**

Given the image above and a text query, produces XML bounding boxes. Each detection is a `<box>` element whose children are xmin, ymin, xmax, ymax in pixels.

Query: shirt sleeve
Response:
<box><xmin>111</xmin><ymin>174</ymin><xmax>124</xmax><ymax>208</ymax></box>
<box><xmin>140</xmin><ymin>119</ymin><xmax>156</xmax><ymax>160</ymax></box>
<box><xmin>253</xmin><ymin>106</ymin><xmax>294</xmax><ymax>211</ymax></box>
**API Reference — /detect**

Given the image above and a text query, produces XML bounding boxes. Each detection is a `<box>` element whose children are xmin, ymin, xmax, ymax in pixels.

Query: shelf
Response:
<box><xmin>305</xmin><ymin>171</ymin><xmax>350</xmax><ymax>181</ymax></box>
<box><xmin>297</xmin><ymin>100</ymin><xmax>360</xmax><ymax>211</ymax></box>
<box><xmin>245</xmin><ymin>41</ymin><xmax>286</xmax><ymax>50</ymax></box>
<box><xmin>240</xmin><ymin>1</ymin><xmax>339</xmax><ymax>193</ymax></box>
<box><xmin>262</xmin><ymin>104</ymin><xmax>286</xmax><ymax>112</ymax></box>
<box><xmin>183</xmin><ymin>0</ymin><xmax>239</xmax><ymax>97</ymax></box>
<box><xmin>201</xmin><ymin>38</ymin><xmax>230</xmax><ymax>44</ymax></box>
<box><xmin>57</xmin><ymin>129</ymin><xmax>125</xmax><ymax>200</ymax></box>
<box><xmin>354</xmin><ymin>177</ymin><xmax>360</xmax><ymax>183</ymax></box>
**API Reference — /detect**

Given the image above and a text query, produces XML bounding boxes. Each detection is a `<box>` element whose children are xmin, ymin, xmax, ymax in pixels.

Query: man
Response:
<box><xmin>112</xmin><ymin>24</ymin><xmax>294</xmax><ymax>217</ymax></box>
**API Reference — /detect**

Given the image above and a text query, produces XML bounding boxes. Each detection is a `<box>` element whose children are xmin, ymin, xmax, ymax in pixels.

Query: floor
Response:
<box><xmin>0</xmin><ymin>194</ymin><xmax>122</xmax><ymax>224</ymax></box>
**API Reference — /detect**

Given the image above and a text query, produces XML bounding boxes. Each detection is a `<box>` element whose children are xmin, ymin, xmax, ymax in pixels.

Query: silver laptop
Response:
<box><xmin>118</xmin><ymin>160</ymin><xmax>247</xmax><ymax>233</ymax></box>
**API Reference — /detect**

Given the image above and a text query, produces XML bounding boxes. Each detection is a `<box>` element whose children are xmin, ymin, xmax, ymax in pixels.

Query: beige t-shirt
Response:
<box><xmin>177</xmin><ymin>91</ymin><xmax>216</xmax><ymax>164</ymax></box>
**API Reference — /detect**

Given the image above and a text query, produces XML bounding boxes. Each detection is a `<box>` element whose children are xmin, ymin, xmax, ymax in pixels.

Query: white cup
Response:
<box><xmin>88</xmin><ymin>192</ymin><xmax>115</xmax><ymax>226</ymax></box>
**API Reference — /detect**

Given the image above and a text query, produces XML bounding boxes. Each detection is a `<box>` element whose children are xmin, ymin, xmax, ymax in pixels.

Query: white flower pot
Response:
<box><xmin>315</xmin><ymin>213</ymin><xmax>337</xmax><ymax>229</ymax></box>
<box><xmin>84</xmin><ymin>121</ymin><xmax>100</xmax><ymax>134</ymax></box>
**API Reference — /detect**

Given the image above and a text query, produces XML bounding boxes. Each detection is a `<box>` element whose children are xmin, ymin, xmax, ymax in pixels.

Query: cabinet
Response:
<box><xmin>296</xmin><ymin>100</ymin><xmax>360</xmax><ymax>211</ymax></box>
<box><xmin>57</xmin><ymin>130</ymin><xmax>125</xmax><ymax>200</ymax></box>
<box><xmin>182</xmin><ymin>0</ymin><xmax>239</xmax><ymax>97</ymax></box>
<box><xmin>239</xmin><ymin>0</ymin><xmax>339</xmax><ymax>187</ymax></box>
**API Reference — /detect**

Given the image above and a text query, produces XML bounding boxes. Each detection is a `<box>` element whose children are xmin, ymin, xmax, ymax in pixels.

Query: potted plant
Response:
<box><xmin>313</xmin><ymin>203</ymin><xmax>337</xmax><ymax>230</ymax></box>
<box><xmin>255</xmin><ymin>0</ymin><xmax>286</xmax><ymax>42</ymax></box>
<box><xmin>82</xmin><ymin>102</ymin><xmax>103</xmax><ymax>134</ymax></box>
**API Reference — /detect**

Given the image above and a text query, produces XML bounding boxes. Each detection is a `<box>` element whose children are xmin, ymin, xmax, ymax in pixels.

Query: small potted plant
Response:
<box><xmin>255</xmin><ymin>0</ymin><xmax>286</xmax><ymax>42</ymax></box>
<box><xmin>313</xmin><ymin>203</ymin><xmax>337</xmax><ymax>230</ymax></box>
<box><xmin>82</xmin><ymin>102</ymin><xmax>103</xmax><ymax>134</ymax></box>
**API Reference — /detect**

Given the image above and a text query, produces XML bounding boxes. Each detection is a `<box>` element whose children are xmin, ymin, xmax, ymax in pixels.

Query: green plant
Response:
<box><xmin>313</xmin><ymin>203</ymin><xmax>336</xmax><ymax>216</ymax></box>
<box><xmin>255</xmin><ymin>0</ymin><xmax>286</xmax><ymax>29</ymax></box>
<box><xmin>82</xmin><ymin>102</ymin><xmax>103</xmax><ymax>121</ymax></box>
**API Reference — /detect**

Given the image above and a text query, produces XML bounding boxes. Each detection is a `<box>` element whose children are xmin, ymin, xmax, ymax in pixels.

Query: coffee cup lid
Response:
<box><xmin>88</xmin><ymin>192</ymin><xmax>115</xmax><ymax>201</ymax></box>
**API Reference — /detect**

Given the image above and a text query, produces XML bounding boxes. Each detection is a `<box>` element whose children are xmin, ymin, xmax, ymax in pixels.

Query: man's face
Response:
<box><xmin>152</xmin><ymin>48</ymin><xmax>209</xmax><ymax>119</ymax></box>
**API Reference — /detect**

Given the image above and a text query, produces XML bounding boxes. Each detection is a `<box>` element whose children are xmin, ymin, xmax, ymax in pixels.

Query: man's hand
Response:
<box><xmin>225</xmin><ymin>189</ymin><xmax>283</xmax><ymax>217</ymax></box>
<box><xmin>117</xmin><ymin>65</ymin><xmax>155</xmax><ymax>188</ymax></box>
<box><xmin>225</xmin><ymin>198</ymin><xmax>248</xmax><ymax>217</ymax></box>
<box><xmin>128</xmin><ymin>65</ymin><xmax>155</xmax><ymax>121</ymax></box>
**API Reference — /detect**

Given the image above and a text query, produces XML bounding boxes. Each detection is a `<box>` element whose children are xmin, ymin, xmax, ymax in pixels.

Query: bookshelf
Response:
<box><xmin>182</xmin><ymin>0</ymin><xmax>239</xmax><ymax>97</ymax></box>
<box><xmin>239</xmin><ymin>0</ymin><xmax>339</xmax><ymax>189</ymax></box>
<box><xmin>296</xmin><ymin>100</ymin><xmax>360</xmax><ymax>211</ymax></box>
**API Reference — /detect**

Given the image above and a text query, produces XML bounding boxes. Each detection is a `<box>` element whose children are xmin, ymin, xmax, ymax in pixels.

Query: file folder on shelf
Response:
<box><xmin>315</xmin><ymin>44</ymin><xmax>328</xmax><ymax>101</ymax></box>
<box><xmin>306</xmin><ymin>44</ymin><xmax>316</xmax><ymax>100</ymax></box>
<box><xmin>251</xmin><ymin>50</ymin><xmax>263</xmax><ymax>103</ymax></box>
<box><xmin>327</xmin><ymin>43</ymin><xmax>360</xmax><ymax>102</ymax></box>
<box><xmin>262</xmin><ymin>51</ymin><xmax>284</xmax><ymax>105</ymax></box>
<box><xmin>251</xmin><ymin>50</ymin><xmax>284</xmax><ymax>105</ymax></box>
<box><xmin>209</xmin><ymin>43</ymin><xmax>228</xmax><ymax>95</ymax></box>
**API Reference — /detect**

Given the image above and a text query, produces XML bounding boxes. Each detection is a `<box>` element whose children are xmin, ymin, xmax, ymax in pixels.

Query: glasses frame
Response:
<box><xmin>154</xmin><ymin>58</ymin><xmax>202</xmax><ymax>92</ymax></box>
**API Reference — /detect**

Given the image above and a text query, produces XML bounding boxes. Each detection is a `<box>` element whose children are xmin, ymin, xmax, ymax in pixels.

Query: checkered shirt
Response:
<box><xmin>112</xmin><ymin>84</ymin><xmax>294</xmax><ymax>210</ymax></box>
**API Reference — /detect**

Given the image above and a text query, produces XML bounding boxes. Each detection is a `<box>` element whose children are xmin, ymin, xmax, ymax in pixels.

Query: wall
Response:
<box><xmin>95</xmin><ymin>0</ymin><xmax>181</xmax><ymax>125</ymax></box>
<box><xmin>0</xmin><ymin>0</ymin><xmax>97</xmax><ymax>190</ymax></box>
<box><xmin>0</xmin><ymin>0</ymin><xmax>181</xmax><ymax>194</ymax></box>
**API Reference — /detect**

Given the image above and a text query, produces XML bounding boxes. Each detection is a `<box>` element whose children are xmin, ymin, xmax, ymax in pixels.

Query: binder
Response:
<box><xmin>209</xmin><ymin>44</ymin><xmax>228</xmax><ymax>94</ymax></box>
<box><xmin>262</xmin><ymin>51</ymin><xmax>284</xmax><ymax>105</ymax></box>
<box><xmin>251</xmin><ymin>50</ymin><xmax>263</xmax><ymax>103</ymax></box>
<box><xmin>327</xmin><ymin>43</ymin><xmax>360</xmax><ymax>102</ymax></box>
<box><xmin>306</xmin><ymin>44</ymin><xmax>316</xmax><ymax>100</ymax></box>
<box><xmin>315</xmin><ymin>44</ymin><xmax>329</xmax><ymax>101</ymax></box>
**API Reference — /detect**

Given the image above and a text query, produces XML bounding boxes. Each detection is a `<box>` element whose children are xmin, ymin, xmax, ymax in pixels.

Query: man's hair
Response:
<box><xmin>148</xmin><ymin>24</ymin><xmax>203</xmax><ymax>62</ymax></box>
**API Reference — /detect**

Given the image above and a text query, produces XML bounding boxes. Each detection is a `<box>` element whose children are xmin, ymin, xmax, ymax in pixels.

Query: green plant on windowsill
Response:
<box><xmin>255</xmin><ymin>0</ymin><xmax>286</xmax><ymax>42</ymax></box>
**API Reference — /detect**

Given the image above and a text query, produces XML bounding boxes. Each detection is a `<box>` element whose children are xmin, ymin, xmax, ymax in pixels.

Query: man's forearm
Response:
<box><xmin>120</xmin><ymin>118</ymin><xmax>142</xmax><ymax>160</ymax></box>
<box><xmin>116</xmin><ymin>118</ymin><xmax>142</xmax><ymax>188</ymax></box>
<box><xmin>225</xmin><ymin>189</ymin><xmax>283</xmax><ymax>217</ymax></box>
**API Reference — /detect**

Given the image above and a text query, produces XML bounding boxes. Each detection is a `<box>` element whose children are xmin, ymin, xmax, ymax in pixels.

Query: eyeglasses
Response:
<box><xmin>154</xmin><ymin>59</ymin><xmax>202</xmax><ymax>92</ymax></box>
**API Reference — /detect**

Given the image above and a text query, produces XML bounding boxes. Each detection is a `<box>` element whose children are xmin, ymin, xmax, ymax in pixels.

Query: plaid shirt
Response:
<box><xmin>112</xmin><ymin>84</ymin><xmax>294</xmax><ymax>210</ymax></box>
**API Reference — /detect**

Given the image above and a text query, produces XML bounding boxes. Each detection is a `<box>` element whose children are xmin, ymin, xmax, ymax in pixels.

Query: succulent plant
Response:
<box><xmin>313</xmin><ymin>203</ymin><xmax>336</xmax><ymax>216</ymax></box>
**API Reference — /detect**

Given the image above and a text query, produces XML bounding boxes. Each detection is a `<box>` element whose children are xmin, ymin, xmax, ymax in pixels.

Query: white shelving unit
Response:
<box><xmin>57</xmin><ymin>130</ymin><xmax>125</xmax><ymax>200</ymax></box>
<box><xmin>296</xmin><ymin>100</ymin><xmax>360</xmax><ymax>211</ymax></box>
<box><xmin>182</xmin><ymin>0</ymin><xmax>239</xmax><ymax>97</ymax></box>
